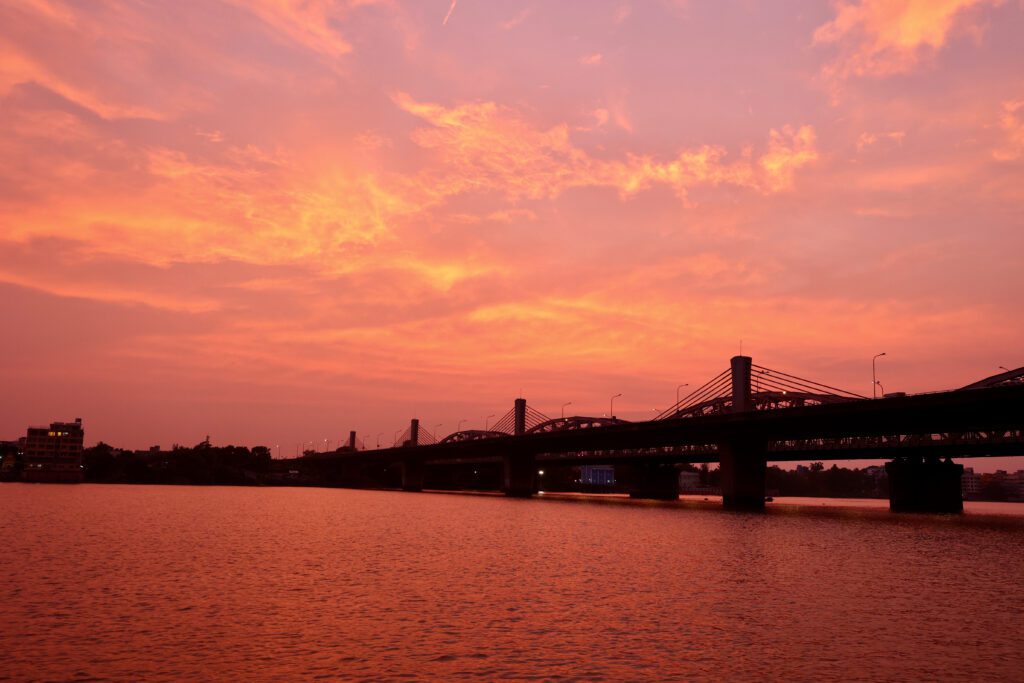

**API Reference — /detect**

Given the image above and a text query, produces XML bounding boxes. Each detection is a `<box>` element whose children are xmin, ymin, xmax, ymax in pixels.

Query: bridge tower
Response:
<box><xmin>718</xmin><ymin>355</ymin><xmax>768</xmax><ymax>510</ymax></box>
<box><xmin>348</xmin><ymin>431</ymin><xmax>356</xmax><ymax>450</ymax></box>
<box><xmin>514</xmin><ymin>398</ymin><xmax>527</xmax><ymax>436</ymax></box>
<box><xmin>504</xmin><ymin>399</ymin><xmax>536</xmax><ymax>496</ymax></box>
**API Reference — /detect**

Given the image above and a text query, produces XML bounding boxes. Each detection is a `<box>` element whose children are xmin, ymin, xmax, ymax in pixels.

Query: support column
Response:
<box><xmin>626</xmin><ymin>463</ymin><xmax>679</xmax><ymax>500</ymax></box>
<box><xmin>503</xmin><ymin>452</ymin><xmax>536</xmax><ymax>497</ymax></box>
<box><xmin>719</xmin><ymin>355</ymin><xmax>767</xmax><ymax>510</ymax></box>
<box><xmin>719</xmin><ymin>437</ymin><xmax>768</xmax><ymax>510</ymax></box>
<box><xmin>409</xmin><ymin>419</ymin><xmax>419</xmax><ymax>447</ymax></box>
<box><xmin>885</xmin><ymin>457</ymin><xmax>963</xmax><ymax>513</ymax></box>
<box><xmin>335</xmin><ymin>459</ymin><xmax>363</xmax><ymax>488</ymax></box>
<box><xmin>401</xmin><ymin>457</ymin><xmax>425</xmax><ymax>492</ymax></box>
<box><xmin>514</xmin><ymin>398</ymin><xmax>527</xmax><ymax>436</ymax></box>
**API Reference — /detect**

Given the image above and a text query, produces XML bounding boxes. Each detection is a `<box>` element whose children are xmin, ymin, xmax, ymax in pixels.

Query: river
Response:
<box><xmin>1</xmin><ymin>484</ymin><xmax>1022</xmax><ymax>681</ymax></box>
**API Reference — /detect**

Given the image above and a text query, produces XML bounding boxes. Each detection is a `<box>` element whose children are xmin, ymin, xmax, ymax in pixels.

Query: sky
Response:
<box><xmin>1</xmin><ymin>0</ymin><xmax>1022</xmax><ymax>467</ymax></box>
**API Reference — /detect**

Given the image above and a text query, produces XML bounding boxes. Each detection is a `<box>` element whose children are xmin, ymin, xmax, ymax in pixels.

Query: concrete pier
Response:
<box><xmin>719</xmin><ymin>437</ymin><xmax>767</xmax><ymax>510</ymax></box>
<box><xmin>626</xmin><ymin>463</ymin><xmax>680</xmax><ymax>500</ymax></box>
<box><xmin>401</xmin><ymin>458</ymin><xmax>425</xmax><ymax>492</ymax></box>
<box><xmin>885</xmin><ymin>457</ymin><xmax>964</xmax><ymax>513</ymax></box>
<box><xmin>503</xmin><ymin>452</ymin><xmax>536</xmax><ymax>497</ymax></box>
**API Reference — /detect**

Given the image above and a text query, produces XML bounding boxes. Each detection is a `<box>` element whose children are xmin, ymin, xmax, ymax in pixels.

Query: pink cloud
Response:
<box><xmin>814</xmin><ymin>0</ymin><xmax>1003</xmax><ymax>80</ymax></box>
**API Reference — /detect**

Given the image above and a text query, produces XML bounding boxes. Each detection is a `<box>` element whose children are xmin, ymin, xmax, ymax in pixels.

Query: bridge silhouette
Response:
<box><xmin>322</xmin><ymin>356</ymin><xmax>1024</xmax><ymax>513</ymax></box>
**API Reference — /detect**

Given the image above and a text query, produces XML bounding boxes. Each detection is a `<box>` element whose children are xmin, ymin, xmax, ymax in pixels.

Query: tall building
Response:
<box><xmin>961</xmin><ymin>467</ymin><xmax>982</xmax><ymax>500</ymax></box>
<box><xmin>21</xmin><ymin>419</ymin><xmax>84</xmax><ymax>483</ymax></box>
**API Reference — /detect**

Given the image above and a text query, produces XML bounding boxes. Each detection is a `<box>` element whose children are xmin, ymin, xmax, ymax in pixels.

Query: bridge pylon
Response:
<box><xmin>719</xmin><ymin>356</ymin><xmax>768</xmax><ymax>510</ymax></box>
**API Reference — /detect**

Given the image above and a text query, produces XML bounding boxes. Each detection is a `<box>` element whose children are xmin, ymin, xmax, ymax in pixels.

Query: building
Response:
<box><xmin>678</xmin><ymin>471</ymin><xmax>701</xmax><ymax>491</ymax></box>
<box><xmin>21</xmin><ymin>419</ymin><xmax>85</xmax><ymax>483</ymax></box>
<box><xmin>1009</xmin><ymin>470</ymin><xmax>1024</xmax><ymax>501</ymax></box>
<box><xmin>0</xmin><ymin>440</ymin><xmax>22</xmax><ymax>481</ymax></box>
<box><xmin>961</xmin><ymin>467</ymin><xmax>982</xmax><ymax>500</ymax></box>
<box><xmin>580</xmin><ymin>465</ymin><xmax>615</xmax><ymax>486</ymax></box>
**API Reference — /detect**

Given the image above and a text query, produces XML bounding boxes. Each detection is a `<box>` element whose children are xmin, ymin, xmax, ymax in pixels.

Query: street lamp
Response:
<box><xmin>610</xmin><ymin>393</ymin><xmax>622</xmax><ymax>419</ymax></box>
<box><xmin>561</xmin><ymin>401</ymin><xmax>572</xmax><ymax>418</ymax></box>
<box><xmin>376</xmin><ymin>432</ymin><xmax>383</xmax><ymax>449</ymax></box>
<box><xmin>457</xmin><ymin>419</ymin><xmax>467</xmax><ymax>432</ymax></box>
<box><xmin>485</xmin><ymin>414</ymin><xmax>496</xmax><ymax>430</ymax></box>
<box><xmin>872</xmin><ymin>353</ymin><xmax>886</xmax><ymax>399</ymax></box>
<box><xmin>999</xmin><ymin>366</ymin><xmax>1010</xmax><ymax>372</ymax></box>
<box><xmin>876</xmin><ymin>380</ymin><xmax>885</xmax><ymax>397</ymax></box>
<box><xmin>676</xmin><ymin>383</ymin><xmax>689</xmax><ymax>405</ymax></box>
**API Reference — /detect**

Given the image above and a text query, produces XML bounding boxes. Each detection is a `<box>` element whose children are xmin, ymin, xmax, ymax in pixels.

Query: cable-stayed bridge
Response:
<box><xmin>319</xmin><ymin>356</ymin><xmax>1024</xmax><ymax>513</ymax></box>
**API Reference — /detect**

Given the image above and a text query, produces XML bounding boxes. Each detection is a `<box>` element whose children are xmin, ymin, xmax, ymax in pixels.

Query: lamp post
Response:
<box><xmin>676</xmin><ymin>383</ymin><xmax>689</xmax><ymax>405</ymax></box>
<box><xmin>457</xmin><ymin>419</ymin><xmax>466</xmax><ymax>432</ymax></box>
<box><xmin>610</xmin><ymin>393</ymin><xmax>622</xmax><ymax>419</ymax></box>
<box><xmin>485</xmin><ymin>414</ymin><xmax>495</xmax><ymax>430</ymax></box>
<box><xmin>376</xmin><ymin>432</ymin><xmax>383</xmax><ymax>449</ymax></box>
<box><xmin>999</xmin><ymin>366</ymin><xmax>1010</xmax><ymax>372</ymax></box>
<box><xmin>873</xmin><ymin>352</ymin><xmax>886</xmax><ymax>399</ymax></box>
<box><xmin>561</xmin><ymin>401</ymin><xmax>572</xmax><ymax>418</ymax></box>
<box><xmin>876</xmin><ymin>380</ymin><xmax>885</xmax><ymax>397</ymax></box>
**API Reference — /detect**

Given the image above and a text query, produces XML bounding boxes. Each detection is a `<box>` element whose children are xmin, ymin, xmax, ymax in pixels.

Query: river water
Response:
<box><xmin>1</xmin><ymin>484</ymin><xmax>1022</xmax><ymax>682</ymax></box>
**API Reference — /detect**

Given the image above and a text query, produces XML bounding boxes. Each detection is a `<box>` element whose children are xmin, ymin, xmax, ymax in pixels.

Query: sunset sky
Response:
<box><xmin>2</xmin><ymin>0</ymin><xmax>1022</xmax><ymax>463</ymax></box>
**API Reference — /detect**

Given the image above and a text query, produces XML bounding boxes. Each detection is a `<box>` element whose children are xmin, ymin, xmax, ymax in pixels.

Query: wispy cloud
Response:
<box><xmin>442</xmin><ymin>0</ymin><xmax>458</xmax><ymax>26</ymax></box>
<box><xmin>993</xmin><ymin>100</ymin><xmax>1024</xmax><ymax>160</ymax></box>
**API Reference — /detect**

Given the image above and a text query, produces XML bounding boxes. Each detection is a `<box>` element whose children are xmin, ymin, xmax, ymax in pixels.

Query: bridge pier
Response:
<box><xmin>885</xmin><ymin>457</ymin><xmax>963</xmax><ymax>513</ymax></box>
<box><xmin>336</xmin><ymin>459</ymin><xmax>364</xmax><ymax>487</ymax></box>
<box><xmin>718</xmin><ymin>437</ymin><xmax>767</xmax><ymax>510</ymax></box>
<box><xmin>503</xmin><ymin>453</ymin><xmax>536</xmax><ymax>497</ymax></box>
<box><xmin>625</xmin><ymin>463</ymin><xmax>679</xmax><ymax>500</ymax></box>
<box><xmin>401</xmin><ymin>458</ymin><xmax>425</xmax><ymax>492</ymax></box>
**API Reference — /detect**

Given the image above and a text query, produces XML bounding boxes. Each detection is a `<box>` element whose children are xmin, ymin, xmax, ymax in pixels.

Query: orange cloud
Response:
<box><xmin>814</xmin><ymin>0</ymin><xmax>1002</xmax><ymax>79</ymax></box>
<box><xmin>856</xmin><ymin>131</ymin><xmax>906</xmax><ymax>151</ymax></box>
<box><xmin>394</xmin><ymin>94</ymin><xmax>818</xmax><ymax>200</ymax></box>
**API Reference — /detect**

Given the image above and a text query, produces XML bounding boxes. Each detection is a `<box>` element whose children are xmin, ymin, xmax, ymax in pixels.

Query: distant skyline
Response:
<box><xmin>1</xmin><ymin>1</ymin><xmax>1021</xmax><ymax>471</ymax></box>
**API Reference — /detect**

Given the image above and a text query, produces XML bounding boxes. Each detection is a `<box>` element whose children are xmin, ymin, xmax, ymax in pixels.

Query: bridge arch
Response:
<box><xmin>526</xmin><ymin>416</ymin><xmax>629</xmax><ymax>435</ymax></box>
<box><xmin>438</xmin><ymin>430</ymin><xmax>509</xmax><ymax>445</ymax></box>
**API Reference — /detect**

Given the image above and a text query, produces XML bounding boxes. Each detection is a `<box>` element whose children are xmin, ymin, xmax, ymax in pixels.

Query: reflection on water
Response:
<box><xmin>1</xmin><ymin>484</ymin><xmax>1022</xmax><ymax>681</ymax></box>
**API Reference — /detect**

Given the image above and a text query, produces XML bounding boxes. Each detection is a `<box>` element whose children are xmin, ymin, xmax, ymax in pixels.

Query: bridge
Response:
<box><xmin>322</xmin><ymin>357</ymin><xmax>1024</xmax><ymax>513</ymax></box>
